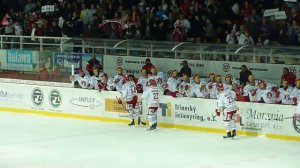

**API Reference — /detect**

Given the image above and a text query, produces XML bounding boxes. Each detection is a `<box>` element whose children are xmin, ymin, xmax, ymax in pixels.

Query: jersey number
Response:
<box><xmin>153</xmin><ymin>93</ymin><xmax>158</xmax><ymax>99</ymax></box>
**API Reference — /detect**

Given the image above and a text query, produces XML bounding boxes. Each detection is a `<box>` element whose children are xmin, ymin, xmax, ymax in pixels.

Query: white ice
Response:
<box><xmin>0</xmin><ymin>112</ymin><xmax>299</xmax><ymax>168</ymax></box>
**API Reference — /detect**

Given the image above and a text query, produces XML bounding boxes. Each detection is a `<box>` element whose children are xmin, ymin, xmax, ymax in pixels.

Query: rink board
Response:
<box><xmin>0</xmin><ymin>81</ymin><xmax>300</xmax><ymax>142</ymax></box>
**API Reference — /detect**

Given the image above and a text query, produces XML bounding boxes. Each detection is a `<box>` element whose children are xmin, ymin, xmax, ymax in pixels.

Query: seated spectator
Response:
<box><xmin>178</xmin><ymin>60</ymin><xmax>191</xmax><ymax>77</ymax></box>
<box><xmin>86</xmin><ymin>53</ymin><xmax>102</xmax><ymax>76</ymax></box>
<box><xmin>281</xmin><ymin>67</ymin><xmax>296</xmax><ymax>87</ymax></box>
<box><xmin>142</xmin><ymin>58</ymin><xmax>155</xmax><ymax>75</ymax></box>
<box><xmin>36</xmin><ymin>64</ymin><xmax>49</xmax><ymax>81</ymax></box>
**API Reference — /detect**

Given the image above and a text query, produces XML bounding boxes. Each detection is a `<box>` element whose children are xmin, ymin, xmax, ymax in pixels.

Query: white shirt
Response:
<box><xmin>121</xmin><ymin>81</ymin><xmax>136</xmax><ymax>101</ymax></box>
<box><xmin>167</xmin><ymin>77</ymin><xmax>181</xmax><ymax>92</ymax></box>
<box><xmin>243</xmin><ymin>83</ymin><xmax>259</xmax><ymax>102</ymax></box>
<box><xmin>137</xmin><ymin>76</ymin><xmax>148</xmax><ymax>92</ymax></box>
<box><xmin>141</xmin><ymin>86</ymin><xmax>162</xmax><ymax>107</ymax></box>
<box><xmin>217</xmin><ymin>90</ymin><xmax>238</xmax><ymax>113</ymax></box>
<box><xmin>277</xmin><ymin>86</ymin><xmax>293</xmax><ymax>104</ymax></box>
<box><xmin>113</xmin><ymin>74</ymin><xmax>124</xmax><ymax>91</ymax></box>
<box><xmin>256</xmin><ymin>89</ymin><xmax>276</xmax><ymax>104</ymax></box>
<box><xmin>70</xmin><ymin>74</ymin><xmax>91</xmax><ymax>89</ymax></box>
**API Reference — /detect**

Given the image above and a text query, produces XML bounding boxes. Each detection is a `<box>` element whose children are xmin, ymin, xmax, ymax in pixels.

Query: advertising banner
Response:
<box><xmin>53</xmin><ymin>52</ymin><xmax>103</xmax><ymax>74</ymax></box>
<box><xmin>0</xmin><ymin>82</ymin><xmax>104</xmax><ymax>116</ymax></box>
<box><xmin>1</xmin><ymin>81</ymin><xmax>299</xmax><ymax>140</ymax></box>
<box><xmin>0</xmin><ymin>50</ymin><xmax>7</xmax><ymax>70</ymax></box>
<box><xmin>104</xmin><ymin>55</ymin><xmax>300</xmax><ymax>85</ymax></box>
<box><xmin>6</xmin><ymin>50</ymin><xmax>33</xmax><ymax>71</ymax></box>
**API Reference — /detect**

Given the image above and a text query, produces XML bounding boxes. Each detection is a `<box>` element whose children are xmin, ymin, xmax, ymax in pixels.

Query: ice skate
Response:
<box><xmin>223</xmin><ymin>132</ymin><xmax>232</xmax><ymax>139</ymax></box>
<box><xmin>231</xmin><ymin>130</ymin><xmax>236</xmax><ymax>138</ymax></box>
<box><xmin>146</xmin><ymin>124</ymin><xmax>157</xmax><ymax>131</ymax></box>
<box><xmin>138</xmin><ymin>117</ymin><xmax>146</xmax><ymax>125</ymax></box>
<box><xmin>128</xmin><ymin>119</ymin><xmax>135</xmax><ymax>126</ymax></box>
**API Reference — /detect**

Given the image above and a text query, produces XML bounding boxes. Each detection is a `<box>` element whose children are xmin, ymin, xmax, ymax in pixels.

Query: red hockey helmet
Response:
<box><xmin>216</xmin><ymin>83</ymin><xmax>224</xmax><ymax>91</ymax></box>
<box><xmin>258</xmin><ymin>80</ymin><xmax>265</xmax><ymax>85</ymax></box>
<box><xmin>149</xmin><ymin>79</ymin><xmax>157</xmax><ymax>86</ymax></box>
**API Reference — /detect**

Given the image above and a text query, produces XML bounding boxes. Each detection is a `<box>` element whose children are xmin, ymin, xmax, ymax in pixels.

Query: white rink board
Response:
<box><xmin>104</xmin><ymin>55</ymin><xmax>300</xmax><ymax>85</ymax></box>
<box><xmin>0</xmin><ymin>81</ymin><xmax>300</xmax><ymax>140</ymax></box>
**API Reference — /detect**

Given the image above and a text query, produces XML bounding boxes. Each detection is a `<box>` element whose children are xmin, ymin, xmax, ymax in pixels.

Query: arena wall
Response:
<box><xmin>104</xmin><ymin>55</ymin><xmax>300</xmax><ymax>86</ymax></box>
<box><xmin>1</xmin><ymin>80</ymin><xmax>299</xmax><ymax>142</ymax></box>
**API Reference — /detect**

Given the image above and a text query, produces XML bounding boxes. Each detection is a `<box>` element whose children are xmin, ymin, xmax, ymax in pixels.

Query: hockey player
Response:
<box><xmin>224</xmin><ymin>74</ymin><xmax>233</xmax><ymax>91</ymax></box>
<box><xmin>206</xmin><ymin>73</ymin><xmax>218</xmax><ymax>99</ymax></box>
<box><xmin>291</xmin><ymin>79</ymin><xmax>300</xmax><ymax>105</ymax></box>
<box><xmin>277</xmin><ymin>79</ymin><xmax>293</xmax><ymax>104</ymax></box>
<box><xmin>89</xmin><ymin>67</ymin><xmax>101</xmax><ymax>90</ymax></box>
<box><xmin>70</xmin><ymin>69</ymin><xmax>91</xmax><ymax>89</ymax></box>
<box><xmin>137</xmin><ymin>68</ymin><xmax>148</xmax><ymax>93</ymax></box>
<box><xmin>215</xmin><ymin>83</ymin><xmax>238</xmax><ymax>138</ymax></box>
<box><xmin>243</xmin><ymin>75</ymin><xmax>258</xmax><ymax>102</ymax></box>
<box><xmin>179</xmin><ymin>73</ymin><xmax>191</xmax><ymax>97</ymax></box>
<box><xmin>232</xmin><ymin>83</ymin><xmax>249</xmax><ymax>102</ymax></box>
<box><xmin>255</xmin><ymin>80</ymin><xmax>276</xmax><ymax>104</ymax></box>
<box><xmin>141</xmin><ymin>79</ymin><xmax>162</xmax><ymax>131</ymax></box>
<box><xmin>119</xmin><ymin>74</ymin><xmax>140</xmax><ymax>126</ymax></box>
<box><xmin>98</xmin><ymin>73</ymin><xmax>109</xmax><ymax>91</ymax></box>
<box><xmin>165</xmin><ymin>70</ymin><xmax>181</xmax><ymax>97</ymax></box>
<box><xmin>148</xmin><ymin>67</ymin><xmax>166</xmax><ymax>88</ymax></box>
<box><xmin>189</xmin><ymin>74</ymin><xmax>209</xmax><ymax>98</ymax></box>
<box><xmin>113</xmin><ymin>67</ymin><xmax>125</xmax><ymax>91</ymax></box>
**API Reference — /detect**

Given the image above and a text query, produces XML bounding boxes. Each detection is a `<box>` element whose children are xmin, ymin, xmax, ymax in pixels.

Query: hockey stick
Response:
<box><xmin>116</xmin><ymin>96</ymin><xmax>130</xmax><ymax>117</ymax></box>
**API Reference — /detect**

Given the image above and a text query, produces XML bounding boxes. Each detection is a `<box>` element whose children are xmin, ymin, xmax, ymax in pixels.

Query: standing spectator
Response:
<box><xmin>142</xmin><ymin>58</ymin><xmax>155</xmax><ymax>75</ymax></box>
<box><xmin>86</xmin><ymin>53</ymin><xmax>102</xmax><ymax>76</ymax></box>
<box><xmin>36</xmin><ymin>64</ymin><xmax>49</xmax><ymax>81</ymax></box>
<box><xmin>226</xmin><ymin>30</ymin><xmax>238</xmax><ymax>44</ymax></box>
<box><xmin>239</xmin><ymin>65</ymin><xmax>252</xmax><ymax>86</ymax></box>
<box><xmin>287</xmin><ymin>20</ymin><xmax>300</xmax><ymax>45</ymax></box>
<box><xmin>178</xmin><ymin>60</ymin><xmax>191</xmax><ymax>77</ymax></box>
<box><xmin>174</xmin><ymin>14</ymin><xmax>190</xmax><ymax>41</ymax></box>
<box><xmin>171</xmin><ymin>26</ymin><xmax>184</xmax><ymax>42</ymax></box>
<box><xmin>237</xmin><ymin>30</ymin><xmax>254</xmax><ymax>45</ymax></box>
<box><xmin>281</xmin><ymin>67</ymin><xmax>296</xmax><ymax>87</ymax></box>
<box><xmin>190</xmin><ymin>15</ymin><xmax>204</xmax><ymax>43</ymax></box>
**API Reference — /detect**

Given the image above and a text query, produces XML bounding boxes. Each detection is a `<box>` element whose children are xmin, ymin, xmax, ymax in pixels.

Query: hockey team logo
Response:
<box><xmin>223</xmin><ymin>63</ymin><xmax>230</xmax><ymax>72</ymax></box>
<box><xmin>70</xmin><ymin>97</ymin><xmax>102</xmax><ymax>109</ymax></box>
<box><xmin>117</xmin><ymin>57</ymin><xmax>123</xmax><ymax>66</ymax></box>
<box><xmin>32</xmin><ymin>88</ymin><xmax>44</xmax><ymax>106</ymax></box>
<box><xmin>289</xmin><ymin>66</ymin><xmax>296</xmax><ymax>74</ymax></box>
<box><xmin>49</xmin><ymin>89</ymin><xmax>62</xmax><ymax>108</ymax></box>
<box><xmin>293</xmin><ymin>118</ymin><xmax>300</xmax><ymax>133</ymax></box>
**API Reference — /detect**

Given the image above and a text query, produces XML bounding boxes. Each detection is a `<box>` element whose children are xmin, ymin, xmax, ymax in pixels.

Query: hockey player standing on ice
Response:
<box><xmin>119</xmin><ymin>74</ymin><xmax>140</xmax><ymax>126</ymax></box>
<box><xmin>141</xmin><ymin>79</ymin><xmax>162</xmax><ymax>131</ymax></box>
<box><xmin>216</xmin><ymin>83</ymin><xmax>238</xmax><ymax>138</ymax></box>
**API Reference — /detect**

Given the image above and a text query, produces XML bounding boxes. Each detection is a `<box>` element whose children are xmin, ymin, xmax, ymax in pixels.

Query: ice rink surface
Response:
<box><xmin>0</xmin><ymin>112</ymin><xmax>299</xmax><ymax>168</ymax></box>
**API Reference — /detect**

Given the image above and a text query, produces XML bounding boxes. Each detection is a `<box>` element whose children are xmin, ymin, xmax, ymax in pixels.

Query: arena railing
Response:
<box><xmin>0</xmin><ymin>35</ymin><xmax>300</xmax><ymax>83</ymax></box>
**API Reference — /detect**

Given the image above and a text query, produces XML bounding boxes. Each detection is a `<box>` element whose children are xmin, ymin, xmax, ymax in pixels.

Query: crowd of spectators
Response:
<box><xmin>1</xmin><ymin>0</ymin><xmax>300</xmax><ymax>46</ymax></box>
